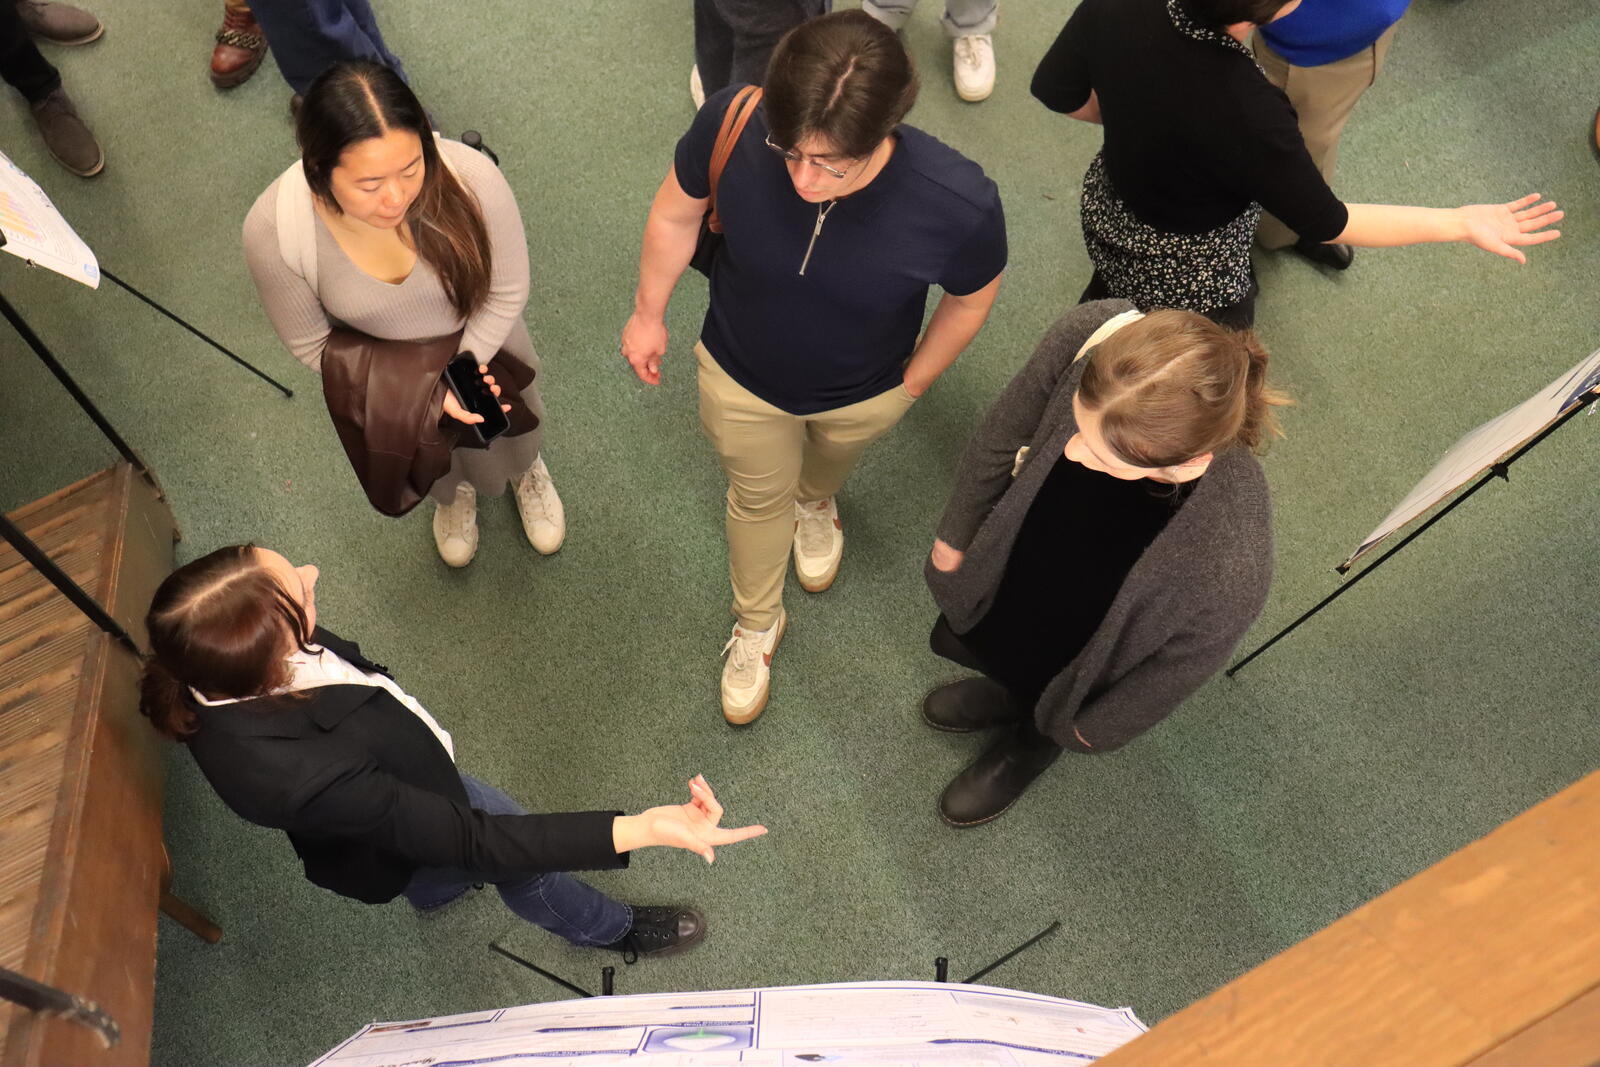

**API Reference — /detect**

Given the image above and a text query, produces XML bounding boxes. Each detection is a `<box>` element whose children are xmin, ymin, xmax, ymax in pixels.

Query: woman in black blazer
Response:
<box><xmin>140</xmin><ymin>545</ymin><xmax>766</xmax><ymax>960</ymax></box>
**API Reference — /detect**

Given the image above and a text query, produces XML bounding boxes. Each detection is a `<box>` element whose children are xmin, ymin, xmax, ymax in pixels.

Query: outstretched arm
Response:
<box><xmin>611</xmin><ymin>775</ymin><xmax>768</xmax><ymax>864</ymax></box>
<box><xmin>1334</xmin><ymin>194</ymin><xmax>1562</xmax><ymax>263</ymax></box>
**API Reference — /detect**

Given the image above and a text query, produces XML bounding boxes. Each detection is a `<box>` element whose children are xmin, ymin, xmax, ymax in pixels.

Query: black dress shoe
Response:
<box><xmin>1291</xmin><ymin>238</ymin><xmax>1354</xmax><ymax>270</ymax></box>
<box><xmin>939</xmin><ymin>732</ymin><xmax>1061</xmax><ymax>828</ymax></box>
<box><xmin>922</xmin><ymin>677</ymin><xmax>1022</xmax><ymax>733</ymax></box>
<box><xmin>601</xmin><ymin>905</ymin><xmax>705</xmax><ymax>963</ymax></box>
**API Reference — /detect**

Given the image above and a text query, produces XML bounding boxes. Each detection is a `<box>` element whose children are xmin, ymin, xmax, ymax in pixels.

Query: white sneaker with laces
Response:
<box><xmin>513</xmin><ymin>455</ymin><xmax>566</xmax><ymax>555</ymax></box>
<box><xmin>953</xmin><ymin>34</ymin><xmax>995</xmax><ymax>102</ymax></box>
<box><xmin>432</xmin><ymin>482</ymin><xmax>478</xmax><ymax>568</ymax></box>
<box><xmin>689</xmin><ymin>64</ymin><xmax>706</xmax><ymax>110</ymax></box>
<box><xmin>720</xmin><ymin>609</ymin><xmax>786</xmax><ymax>724</ymax></box>
<box><xmin>793</xmin><ymin>497</ymin><xmax>843</xmax><ymax>593</ymax></box>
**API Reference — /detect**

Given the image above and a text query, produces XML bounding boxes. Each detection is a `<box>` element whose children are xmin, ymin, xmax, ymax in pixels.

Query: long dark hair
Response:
<box><xmin>297</xmin><ymin>61</ymin><xmax>492</xmax><ymax>318</ymax></box>
<box><xmin>1077</xmin><ymin>309</ymin><xmax>1291</xmax><ymax>467</ymax></box>
<box><xmin>763</xmin><ymin>10</ymin><xmax>919</xmax><ymax>160</ymax></box>
<box><xmin>140</xmin><ymin>545</ymin><xmax>313</xmax><ymax>739</ymax></box>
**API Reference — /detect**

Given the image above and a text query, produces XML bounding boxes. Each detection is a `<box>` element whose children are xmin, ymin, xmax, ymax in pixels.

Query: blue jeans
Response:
<box><xmin>248</xmin><ymin>0</ymin><xmax>408</xmax><ymax>95</ymax></box>
<box><xmin>402</xmin><ymin>774</ymin><xmax>632</xmax><ymax>947</ymax></box>
<box><xmin>862</xmin><ymin>0</ymin><xmax>997</xmax><ymax>37</ymax></box>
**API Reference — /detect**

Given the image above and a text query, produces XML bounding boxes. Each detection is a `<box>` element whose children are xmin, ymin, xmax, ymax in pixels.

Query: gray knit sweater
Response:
<box><xmin>927</xmin><ymin>300</ymin><xmax>1273</xmax><ymax>753</ymax></box>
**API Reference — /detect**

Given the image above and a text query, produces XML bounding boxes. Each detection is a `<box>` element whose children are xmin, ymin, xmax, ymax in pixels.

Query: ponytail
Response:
<box><xmin>140</xmin><ymin>657</ymin><xmax>199</xmax><ymax>740</ymax></box>
<box><xmin>1234</xmin><ymin>330</ymin><xmax>1292</xmax><ymax>453</ymax></box>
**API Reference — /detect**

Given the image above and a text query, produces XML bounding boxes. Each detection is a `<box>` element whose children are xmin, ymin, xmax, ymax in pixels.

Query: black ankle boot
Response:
<box><xmin>600</xmin><ymin>905</ymin><xmax>705</xmax><ymax>963</ymax></box>
<box><xmin>938</xmin><ymin>730</ymin><xmax>1061</xmax><ymax>828</ymax></box>
<box><xmin>1291</xmin><ymin>238</ymin><xmax>1354</xmax><ymax>270</ymax></box>
<box><xmin>922</xmin><ymin>677</ymin><xmax>1023</xmax><ymax>733</ymax></box>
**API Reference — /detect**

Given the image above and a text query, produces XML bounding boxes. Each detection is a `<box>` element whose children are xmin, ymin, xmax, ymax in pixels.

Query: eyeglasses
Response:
<box><xmin>764</xmin><ymin>133</ymin><xmax>855</xmax><ymax>180</ymax></box>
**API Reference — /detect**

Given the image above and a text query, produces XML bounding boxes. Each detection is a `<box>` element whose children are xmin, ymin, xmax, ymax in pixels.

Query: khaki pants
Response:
<box><xmin>696</xmin><ymin>342</ymin><xmax>918</xmax><ymax>629</ymax></box>
<box><xmin>1253</xmin><ymin>24</ymin><xmax>1398</xmax><ymax>250</ymax></box>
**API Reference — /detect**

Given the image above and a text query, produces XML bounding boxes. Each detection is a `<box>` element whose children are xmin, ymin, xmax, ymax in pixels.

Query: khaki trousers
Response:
<box><xmin>696</xmin><ymin>342</ymin><xmax>918</xmax><ymax>629</ymax></box>
<box><xmin>1253</xmin><ymin>24</ymin><xmax>1398</xmax><ymax>249</ymax></box>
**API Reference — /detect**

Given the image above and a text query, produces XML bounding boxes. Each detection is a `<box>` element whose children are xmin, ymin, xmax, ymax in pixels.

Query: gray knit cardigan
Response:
<box><xmin>926</xmin><ymin>300</ymin><xmax>1274</xmax><ymax>753</ymax></box>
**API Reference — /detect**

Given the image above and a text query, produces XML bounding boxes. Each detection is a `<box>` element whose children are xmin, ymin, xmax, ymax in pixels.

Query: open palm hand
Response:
<box><xmin>1460</xmin><ymin>194</ymin><xmax>1562</xmax><ymax>263</ymax></box>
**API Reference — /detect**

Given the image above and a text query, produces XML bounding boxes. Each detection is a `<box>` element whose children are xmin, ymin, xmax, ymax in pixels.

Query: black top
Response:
<box><xmin>183</xmin><ymin>627</ymin><xmax>627</xmax><ymax>904</ymax></box>
<box><xmin>954</xmin><ymin>454</ymin><xmax>1197</xmax><ymax>701</ymax></box>
<box><xmin>675</xmin><ymin>85</ymin><xmax>1008</xmax><ymax>415</ymax></box>
<box><xmin>1032</xmin><ymin>0</ymin><xmax>1348</xmax><ymax>241</ymax></box>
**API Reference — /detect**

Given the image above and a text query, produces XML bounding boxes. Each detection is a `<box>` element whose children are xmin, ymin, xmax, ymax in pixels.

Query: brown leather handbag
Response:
<box><xmin>690</xmin><ymin>85</ymin><xmax>763</xmax><ymax>277</ymax></box>
<box><xmin>320</xmin><ymin>327</ymin><xmax>538</xmax><ymax>517</ymax></box>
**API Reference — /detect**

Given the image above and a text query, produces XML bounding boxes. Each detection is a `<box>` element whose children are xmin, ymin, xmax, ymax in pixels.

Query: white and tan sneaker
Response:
<box><xmin>953</xmin><ymin>34</ymin><xmax>995</xmax><ymax>102</ymax></box>
<box><xmin>514</xmin><ymin>455</ymin><xmax>566</xmax><ymax>555</ymax></box>
<box><xmin>793</xmin><ymin>497</ymin><xmax>843</xmax><ymax>593</ymax></box>
<box><xmin>433</xmin><ymin>482</ymin><xmax>478</xmax><ymax>568</ymax></box>
<box><xmin>720</xmin><ymin>609</ymin><xmax>786</xmax><ymax>725</ymax></box>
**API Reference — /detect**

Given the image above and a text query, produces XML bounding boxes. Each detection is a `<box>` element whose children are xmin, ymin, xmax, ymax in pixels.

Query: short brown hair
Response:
<box><xmin>1077</xmin><ymin>309</ymin><xmax>1290</xmax><ymax>467</ymax></box>
<box><xmin>140</xmin><ymin>545</ymin><xmax>312</xmax><ymax>739</ymax></box>
<box><xmin>763</xmin><ymin>10</ymin><xmax>919</xmax><ymax>160</ymax></box>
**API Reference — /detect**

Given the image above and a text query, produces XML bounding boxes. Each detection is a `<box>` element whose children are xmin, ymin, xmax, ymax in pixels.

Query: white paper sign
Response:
<box><xmin>0</xmin><ymin>149</ymin><xmax>98</xmax><ymax>288</ymax></box>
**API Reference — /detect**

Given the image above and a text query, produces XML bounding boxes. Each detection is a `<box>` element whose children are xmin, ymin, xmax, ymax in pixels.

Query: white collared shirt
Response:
<box><xmin>190</xmin><ymin>645</ymin><xmax>455</xmax><ymax>762</ymax></box>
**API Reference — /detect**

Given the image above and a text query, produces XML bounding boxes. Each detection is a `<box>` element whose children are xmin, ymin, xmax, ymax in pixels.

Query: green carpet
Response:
<box><xmin>1</xmin><ymin>0</ymin><xmax>1597</xmax><ymax>1063</ymax></box>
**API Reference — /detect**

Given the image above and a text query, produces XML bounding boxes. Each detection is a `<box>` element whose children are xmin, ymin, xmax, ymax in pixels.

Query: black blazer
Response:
<box><xmin>183</xmin><ymin>627</ymin><xmax>627</xmax><ymax>904</ymax></box>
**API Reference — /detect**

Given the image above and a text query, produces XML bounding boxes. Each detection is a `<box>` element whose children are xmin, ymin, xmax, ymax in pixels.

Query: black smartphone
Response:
<box><xmin>443</xmin><ymin>355</ymin><xmax>511</xmax><ymax>444</ymax></box>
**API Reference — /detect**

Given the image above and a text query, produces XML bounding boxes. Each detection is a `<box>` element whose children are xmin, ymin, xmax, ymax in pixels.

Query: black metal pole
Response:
<box><xmin>1227</xmin><ymin>390</ymin><xmax>1598</xmax><ymax>678</ymax></box>
<box><xmin>100</xmin><ymin>269</ymin><xmax>293</xmax><ymax>398</ymax></box>
<box><xmin>600</xmin><ymin>966</ymin><xmax>615</xmax><ymax>996</ymax></box>
<box><xmin>963</xmin><ymin>921</ymin><xmax>1061</xmax><ymax>985</ymax></box>
<box><xmin>0</xmin><ymin>287</ymin><xmax>154</xmax><ymax>478</ymax></box>
<box><xmin>487</xmin><ymin>942</ymin><xmax>593</xmax><ymax>999</ymax></box>
<box><xmin>934</xmin><ymin>957</ymin><xmax>949</xmax><ymax>982</ymax></box>
<box><xmin>0</xmin><ymin>512</ymin><xmax>143</xmax><ymax>657</ymax></box>
<box><xmin>0</xmin><ymin>966</ymin><xmax>120</xmax><ymax>1049</ymax></box>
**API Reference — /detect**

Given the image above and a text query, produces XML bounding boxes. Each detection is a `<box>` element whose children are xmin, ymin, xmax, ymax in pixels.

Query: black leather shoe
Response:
<box><xmin>601</xmin><ymin>905</ymin><xmax>705</xmax><ymax>963</ymax></box>
<box><xmin>922</xmin><ymin>677</ymin><xmax>1022</xmax><ymax>733</ymax></box>
<box><xmin>939</xmin><ymin>734</ymin><xmax>1061</xmax><ymax>828</ymax></box>
<box><xmin>1291</xmin><ymin>238</ymin><xmax>1354</xmax><ymax>270</ymax></box>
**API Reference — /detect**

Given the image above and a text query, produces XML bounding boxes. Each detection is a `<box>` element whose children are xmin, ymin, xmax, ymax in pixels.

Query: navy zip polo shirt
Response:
<box><xmin>674</xmin><ymin>85</ymin><xmax>1008</xmax><ymax>416</ymax></box>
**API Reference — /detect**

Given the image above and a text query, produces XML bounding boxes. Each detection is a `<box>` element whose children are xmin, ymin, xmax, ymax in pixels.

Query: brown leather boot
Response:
<box><xmin>31</xmin><ymin>87</ymin><xmax>103</xmax><ymax>177</ymax></box>
<box><xmin>210</xmin><ymin>1</ymin><xmax>266</xmax><ymax>89</ymax></box>
<box><xmin>16</xmin><ymin>0</ymin><xmax>103</xmax><ymax>45</ymax></box>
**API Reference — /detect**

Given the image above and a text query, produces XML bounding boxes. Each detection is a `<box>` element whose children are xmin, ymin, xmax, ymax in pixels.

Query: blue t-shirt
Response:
<box><xmin>1258</xmin><ymin>0</ymin><xmax>1410</xmax><ymax>67</ymax></box>
<box><xmin>675</xmin><ymin>85</ymin><xmax>1007</xmax><ymax>415</ymax></box>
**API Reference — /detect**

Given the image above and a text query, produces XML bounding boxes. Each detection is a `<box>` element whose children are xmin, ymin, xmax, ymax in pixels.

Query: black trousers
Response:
<box><xmin>1077</xmin><ymin>267</ymin><xmax>1259</xmax><ymax>331</ymax></box>
<box><xmin>0</xmin><ymin>1</ymin><xmax>60</xmax><ymax>103</ymax></box>
<box><xmin>694</xmin><ymin>0</ymin><xmax>829</xmax><ymax>96</ymax></box>
<box><xmin>930</xmin><ymin>615</ymin><xmax>1062</xmax><ymax>754</ymax></box>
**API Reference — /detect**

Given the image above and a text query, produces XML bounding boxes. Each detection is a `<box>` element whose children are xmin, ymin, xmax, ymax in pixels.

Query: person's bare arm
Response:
<box><xmin>903</xmin><ymin>273</ymin><xmax>1003</xmax><ymax>397</ymax></box>
<box><xmin>1333</xmin><ymin>194</ymin><xmax>1561</xmax><ymax>263</ymax></box>
<box><xmin>620</xmin><ymin>165</ymin><xmax>707</xmax><ymax>385</ymax></box>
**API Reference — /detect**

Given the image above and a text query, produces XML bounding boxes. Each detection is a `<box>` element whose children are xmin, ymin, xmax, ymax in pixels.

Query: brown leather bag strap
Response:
<box><xmin>706</xmin><ymin>85</ymin><xmax>763</xmax><ymax>234</ymax></box>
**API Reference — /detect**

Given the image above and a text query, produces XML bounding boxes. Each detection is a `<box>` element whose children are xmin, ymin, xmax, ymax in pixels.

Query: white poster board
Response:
<box><xmin>0</xmin><ymin>149</ymin><xmax>98</xmax><ymax>288</ymax></box>
<box><xmin>307</xmin><ymin>980</ymin><xmax>1148</xmax><ymax>1066</ymax></box>
<box><xmin>1344</xmin><ymin>346</ymin><xmax>1600</xmax><ymax>569</ymax></box>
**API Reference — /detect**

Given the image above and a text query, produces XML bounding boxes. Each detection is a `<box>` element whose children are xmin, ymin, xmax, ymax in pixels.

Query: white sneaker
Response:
<box><xmin>720</xmin><ymin>609</ymin><xmax>786</xmax><ymax>725</ymax></box>
<box><xmin>793</xmin><ymin>497</ymin><xmax>843</xmax><ymax>593</ymax></box>
<box><xmin>689</xmin><ymin>64</ymin><xmax>705</xmax><ymax>110</ymax></box>
<box><xmin>513</xmin><ymin>455</ymin><xmax>566</xmax><ymax>555</ymax></box>
<box><xmin>432</xmin><ymin>482</ymin><xmax>478</xmax><ymax>568</ymax></box>
<box><xmin>953</xmin><ymin>34</ymin><xmax>995</xmax><ymax>102</ymax></box>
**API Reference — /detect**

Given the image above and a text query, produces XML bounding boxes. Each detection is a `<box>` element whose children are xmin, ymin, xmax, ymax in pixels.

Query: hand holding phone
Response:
<box><xmin>443</xmin><ymin>355</ymin><xmax>512</xmax><ymax>444</ymax></box>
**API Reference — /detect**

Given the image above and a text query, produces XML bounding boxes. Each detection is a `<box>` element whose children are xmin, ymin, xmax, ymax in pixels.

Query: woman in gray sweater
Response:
<box><xmin>924</xmin><ymin>300</ymin><xmax>1280</xmax><ymax>826</ymax></box>
<box><xmin>243</xmin><ymin>61</ymin><xmax>563</xmax><ymax>568</ymax></box>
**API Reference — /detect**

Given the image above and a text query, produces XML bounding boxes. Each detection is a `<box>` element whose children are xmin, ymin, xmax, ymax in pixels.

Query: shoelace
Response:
<box><xmin>517</xmin><ymin>466</ymin><xmax>551</xmax><ymax>516</ymax></box>
<box><xmin>438</xmin><ymin>487</ymin><xmax>474</xmax><ymax>538</ymax></box>
<box><xmin>955</xmin><ymin>36</ymin><xmax>989</xmax><ymax>72</ymax></box>
<box><xmin>721</xmin><ymin>627</ymin><xmax>762</xmax><ymax>683</ymax></box>
<box><xmin>796</xmin><ymin>502</ymin><xmax>834</xmax><ymax>556</ymax></box>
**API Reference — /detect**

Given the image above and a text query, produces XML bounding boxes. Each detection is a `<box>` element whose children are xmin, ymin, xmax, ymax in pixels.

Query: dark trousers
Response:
<box><xmin>694</xmin><ymin>0</ymin><xmax>828</xmax><ymax>96</ymax></box>
<box><xmin>930</xmin><ymin>615</ymin><xmax>1062</xmax><ymax>754</ymax></box>
<box><xmin>247</xmin><ymin>0</ymin><xmax>407</xmax><ymax>95</ymax></box>
<box><xmin>0</xmin><ymin>1</ymin><xmax>60</xmax><ymax>103</ymax></box>
<box><xmin>1078</xmin><ymin>268</ymin><xmax>1259</xmax><ymax>331</ymax></box>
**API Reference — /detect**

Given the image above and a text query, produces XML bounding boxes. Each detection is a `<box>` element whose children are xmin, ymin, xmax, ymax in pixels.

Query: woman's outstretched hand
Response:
<box><xmin>612</xmin><ymin>775</ymin><xmax>768</xmax><ymax>864</ymax></box>
<box><xmin>1458</xmin><ymin>194</ymin><xmax>1562</xmax><ymax>263</ymax></box>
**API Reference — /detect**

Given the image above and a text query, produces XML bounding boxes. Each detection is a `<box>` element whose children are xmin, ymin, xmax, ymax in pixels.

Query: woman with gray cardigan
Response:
<box><xmin>243</xmin><ymin>61</ymin><xmax>564</xmax><ymax>568</ymax></box>
<box><xmin>924</xmin><ymin>299</ymin><xmax>1279</xmax><ymax>827</ymax></box>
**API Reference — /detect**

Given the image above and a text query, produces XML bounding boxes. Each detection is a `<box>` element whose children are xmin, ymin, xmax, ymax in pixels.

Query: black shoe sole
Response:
<box><xmin>938</xmin><ymin>791</ymin><xmax>1020</xmax><ymax>828</ymax></box>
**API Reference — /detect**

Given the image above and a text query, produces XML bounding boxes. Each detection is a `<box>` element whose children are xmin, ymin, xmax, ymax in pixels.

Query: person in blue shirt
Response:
<box><xmin>621</xmin><ymin>11</ymin><xmax>1006</xmax><ymax>726</ymax></box>
<box><xmin>1253</xmin><ymin>0</ymin><xmax>1411</xmax><ymax>270</ymax></box>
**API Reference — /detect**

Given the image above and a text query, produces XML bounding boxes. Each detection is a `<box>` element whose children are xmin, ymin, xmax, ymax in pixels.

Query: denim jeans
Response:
<box><xmin>862</xmin><ymin>0</ymin><xmax>997</xmax><ymax>37</ymax></box>
<box><xmin>402</xmin><ymin>774</ymin><xmax>632</xmax><ymax>947</ymax></box>
<box><xmin>247</xmin><ymin>0</ymin><xmax>408</xmax><ymax>95</ymax></box>
<box><xmin>692</xmin><ymin>0</ymin><xmax>828</xmax><ymax>98</ymax></box>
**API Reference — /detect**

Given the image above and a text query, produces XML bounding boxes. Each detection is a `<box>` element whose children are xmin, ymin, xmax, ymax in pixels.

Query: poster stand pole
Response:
<box><xmin>1227</xmin><ymin>390</ymin><xmax>1597</xmax><ymax>678</ymax></box>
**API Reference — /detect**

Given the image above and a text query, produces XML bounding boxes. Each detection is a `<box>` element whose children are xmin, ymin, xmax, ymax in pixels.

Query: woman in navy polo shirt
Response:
<box><xmin>621</xmin><ymin>10</ymin><xmax>1006</xmax><ymax>725</ymax></box>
